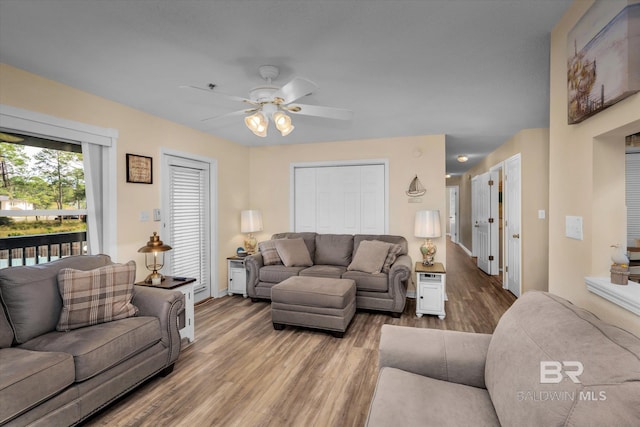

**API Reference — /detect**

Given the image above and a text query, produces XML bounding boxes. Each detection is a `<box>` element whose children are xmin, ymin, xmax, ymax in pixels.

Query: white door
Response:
<box><xmin>447</xmin><ymin>186</ymin><xmax>459</xmax><ymax>244</ymax></box>
<box><xmin>471</xmin><ymin>176</ymin><xmax>480</xmax><ymax>256</ymax></box>
<box><xmin>293</xmin><ymin>163</ymin><xmax>386</xmax><ymax>234</ymax></box>
<box><xmin>163</xmin><ymin>154</ymin><xmax>212</xmax><ymax>303</ymax></box>
<box><xmin>488</xmin><ymin>167</ymin><xmax>500</xmax><ymax>275</ymax></box>
<box><xmin>476</xmin><ymin>172</ymin><xmax>491</xmax><ymax>274</ymax></box>
<box><xmin>505</xmin><ymin>154</ymin><xmax>522</xmax><ymax>297</ymax></box>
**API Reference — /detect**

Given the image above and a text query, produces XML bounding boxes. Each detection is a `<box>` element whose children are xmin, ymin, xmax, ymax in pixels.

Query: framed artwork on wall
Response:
<box><xmin>126</xmin><ymin>153</ymin><xmax>152</xmax><ymax>184</ymax></box>
<box><xmin>567</xmin><ymin>0</ymin><xmax>640</xmax><ymax>124</ymax></box>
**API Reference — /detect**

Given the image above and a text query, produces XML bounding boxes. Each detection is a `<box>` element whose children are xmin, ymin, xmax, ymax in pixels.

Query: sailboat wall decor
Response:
<box><xmin>406</xmin><ymin>175</ymin><xmax>426</xmax><ymax>197</ymax></box>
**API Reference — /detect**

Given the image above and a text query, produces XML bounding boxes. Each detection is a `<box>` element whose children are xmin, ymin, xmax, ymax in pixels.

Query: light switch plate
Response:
<box><xmin>538</xmin><ymin>209</ymin><xmax>546</xmax><ymax>219</ymax></box>
<box><xmin>153</xmin><ymin>208</ymin><xmax>161</xmax><ymax>221</ymax></box>
<box><xmin>565</xmin><ymin>215</ymin><xmax>583</xmax><ymax>240</ymax></box>
<box><xmin>139</xmin><ymin>211</ymin><xmax>149</xmax><ymax>222</ymax></box>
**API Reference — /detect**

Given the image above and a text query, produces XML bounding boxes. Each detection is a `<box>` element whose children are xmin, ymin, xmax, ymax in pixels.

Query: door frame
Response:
<box><xmin>504</xmin><ymin>153</ymin><xmax>522</xmax><ymax>297</ymax></box>
<box><xmin>489</xmin><ymin>163</ymin><xmax>503</xmax><ymax>276</ymax></box>
<box><xmin>289</xmin><ymin>159</ymin><xmax>389</xmax><ymax>233</ymax></box>
<box><xmin>160</xmin><ymin>148</ymin><xmax>219</xmax><ymax>298</ymax></box>
<box><xmin>446</xmin><ymin>185</ymin><xmax>459</xmax><ymax>244</ymax></box>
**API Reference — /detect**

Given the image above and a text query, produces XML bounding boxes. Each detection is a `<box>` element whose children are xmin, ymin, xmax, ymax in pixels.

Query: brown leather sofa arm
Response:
<box><xmin>379</xmin><ymin>324</ymin><xmax>491</xmax><ymax>389</ymax></box>
<box><xmin>244</xmin><ymin>253</ymin><xmax>264</xmax><ymax>298</ymax></box>
<box><xmin>133</xmin><ymin>286</ymin><xmax>185</xmax><ymax>366</ymax></box>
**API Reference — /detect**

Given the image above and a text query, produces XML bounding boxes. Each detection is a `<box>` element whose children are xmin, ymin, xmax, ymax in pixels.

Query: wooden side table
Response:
<box><xmin>415</xmin><ymin>262</ymin><xmax>447</xmax><ymax>319</ymax></box>
<box><xmin>135</xmin><ymin>276</ymin><xmax>196</xmax><ymax>343</ymax></box>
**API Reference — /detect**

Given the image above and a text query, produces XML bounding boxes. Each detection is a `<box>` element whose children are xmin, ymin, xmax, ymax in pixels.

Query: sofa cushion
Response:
<box><xmin>382</xmin><ymin>243</ymin><xmax>404</xmax><ymax>273</ymax></box>
<box><xmin>259</xmin><ymin>265</ymin><xmax>307</xmax><ymax>283</ymax></box>
<box><xmin>366</xmin><ymin>367</ymin><xmax>499</xmax><ymax>427</ymax></box>
<box><xmin>354</xmin><ymin>235</ymin><xmax>408</xmax><ymax>257</ymax></box>
<box><xmin>259</xmin><ymin>240</ymin><xmax>283</xmax><ymax>265</ymax></box>
<box><xmin>275</xmin><ymin>238</ymin><xmax>313</xmax><ymax>267</ymax></box>
<box><xmin>20</xmin><ymin>316</ymin><xmax>161</xmax><ymax>382</ymax></box>
<box><xmin>347</xmin><ymin>240</ymin><xmax>391</xmax><ymax>274</ymax></box>
<box><xmin>0</xmin><ymin>308</ymin><xmax>13</xmax><ymax>348</ymax></box>
<box><xmin>485</xmin><ymin>291</ymin><xmax>640</xmax><ymax>427</ymax></box>
<box><xmin>57</xmin><ymin>261</ymin><xmax>138</xmax><ymax>331</ymax></box>
<box><xmin>272</xmin><ymin>232</ymin><xmax>317</xmax><ymax>260</ymax></box>
<box><xmin>314</xmin><ymin>234</ymin><xmax>354</xmax><ymax>266</ymax></box>
<box><xmin>0</xmin><ymin>255</ymin><xmax>113</xmax><ymax>344</ymax></box>
<box><xmin>0</xmin><ymin>347</ymin><xmax>75</xmax><ymax>425</ymax></box>
<box><xmin>299</xmin><ymin>265</ymin><xmax>347</xmax><ymax>279</ymax></box>
<box><xmin>342</xmin><ymin>270</ymin><xmax>389</xmax><ymax>292</ymax></box>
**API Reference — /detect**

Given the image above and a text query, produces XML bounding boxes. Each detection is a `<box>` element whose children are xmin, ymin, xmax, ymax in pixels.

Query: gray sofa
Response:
<box><xmin>0</xmin><ymin>255</ymin><xmax>185</xmax><ymax>427</ymax></box>
<box><xmin>245</xmin><ymin>233</ymin><xmax>412</xmax><ymax>315</ymax></box>
<box><xmin>366</xmin><ymin>291</ymin><xmax>640</xmax><ymax>426</ymax></box>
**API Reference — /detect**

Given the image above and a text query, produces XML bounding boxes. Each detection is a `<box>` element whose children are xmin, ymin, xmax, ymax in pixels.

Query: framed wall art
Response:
<box><xmin>567</xmin><ymin>0</ymin><xmax>640</xmax><ymax>124</ymax></box>
<box><xmin>126</xmin><ymin>153</ymin><xmax>153</xmax><ymax>184</ymax></box>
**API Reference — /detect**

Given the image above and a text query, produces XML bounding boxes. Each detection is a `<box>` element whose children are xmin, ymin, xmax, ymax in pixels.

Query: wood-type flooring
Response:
<box><xmin>83</xmin><ymin>239</ymin><xmax>516</xmax><ymax>427</ymax></box>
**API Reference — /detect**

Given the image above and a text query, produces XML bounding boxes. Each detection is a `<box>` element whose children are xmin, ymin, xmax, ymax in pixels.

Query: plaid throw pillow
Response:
<box><xmin>259</xmin><ymin>240</ymin><xmax>283</xmax><ymax>265</ymax></box>
<box><xmin>382</xmin><ymin>243</ymin><xmax>404</xmax><ymax>273</ymax></box>
<box><xmin>56</xmin><ymin>261</ymin><xmax>138</xmax><ymax>331</ymax></box>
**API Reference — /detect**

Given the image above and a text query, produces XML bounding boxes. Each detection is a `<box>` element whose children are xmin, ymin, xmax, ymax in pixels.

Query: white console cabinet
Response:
<box><xmin>227</xmin><ymin>257</ymin><xmax>248</xmax><ymax>297</ymax></box>
<box><xmin>415</xmin><ymin>262</ymin><xmax>446</xmax><ymax>319</ymax></box>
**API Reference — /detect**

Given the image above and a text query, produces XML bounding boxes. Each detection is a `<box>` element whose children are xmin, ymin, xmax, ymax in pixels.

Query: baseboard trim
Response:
<box><xmin>458</xmin><ymin>243</ymin><xmax>473</xmax><ymax>256</ymax></box>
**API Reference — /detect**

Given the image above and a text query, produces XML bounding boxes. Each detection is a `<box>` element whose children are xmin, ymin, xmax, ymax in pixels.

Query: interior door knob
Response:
<box><xmin>512</xmin><ymin>234</ymin><xmax>520</xmax><ymax>238</ymax></box>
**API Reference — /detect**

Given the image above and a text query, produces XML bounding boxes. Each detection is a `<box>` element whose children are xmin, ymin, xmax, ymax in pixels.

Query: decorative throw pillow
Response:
<box><xmin>259</xmin><ymin>240</ymin><xmax>283</xmax><ymax>265</ymax></box>
<box><xmin>56</xmin><ymin>261</ymin><xmax>138</xmax><ymax>331</ymax></box>
<box><xmin>382</xmin><ymin>243</ymin><xmax>404</xmax><ymax>273</ymax></box>
<box><xmin>347</xmin><ymin>240</ymin><xmax>392</xmax><ymax>274</ymax></box>
<box><xmin>275</xmin><ymin>238</ymin><xmax>313</xmax><ymax>267</ymax></box>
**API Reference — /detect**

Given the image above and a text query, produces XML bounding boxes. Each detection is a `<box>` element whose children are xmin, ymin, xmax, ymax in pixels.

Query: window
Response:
<box><xmin>0</xmin><ymin>104</ymin><xmax>118</xmax><ymax>265</ymax></box>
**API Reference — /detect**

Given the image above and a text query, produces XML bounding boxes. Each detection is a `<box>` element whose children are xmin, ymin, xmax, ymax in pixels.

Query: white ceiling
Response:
<box><xmin>0</xmin><ymin>0</ymin><xmax>572</xmax><ymax>175</ymax></box>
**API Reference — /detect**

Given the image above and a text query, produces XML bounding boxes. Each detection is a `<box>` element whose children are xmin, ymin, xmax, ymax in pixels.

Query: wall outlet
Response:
<box><xmin>565</xmin><ymin>215</ymin><xmax>583</xmax><ymax>240</ymax></box>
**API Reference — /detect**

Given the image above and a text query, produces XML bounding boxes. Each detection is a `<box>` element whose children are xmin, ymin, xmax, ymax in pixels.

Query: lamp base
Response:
<box><xmin>420</xmin><ymin>239</ymin><xmax>437</xmax><ymax>266</ymax></box>
<box><xmin>244</xmin><ymin>234</ymin><xmax>258</xmax><ymax>254</ymax></box>
<box><xmin>144</xmin><ymin>272</ymin><xmax>166</xmax><ymax>285</ymax></box>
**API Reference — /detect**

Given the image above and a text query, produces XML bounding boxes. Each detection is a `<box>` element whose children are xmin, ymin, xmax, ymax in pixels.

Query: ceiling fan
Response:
<box><xmin>181</xmin><ymin>65</ymin><xmax>353</xmax><ymax>137</ymax></box>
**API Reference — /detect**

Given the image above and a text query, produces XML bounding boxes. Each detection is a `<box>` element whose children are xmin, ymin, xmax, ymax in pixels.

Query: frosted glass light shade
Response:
<box><xmin>244</xmin><ymin>112</ymin><xmax>268</xmax><ymax>137</ymax></box>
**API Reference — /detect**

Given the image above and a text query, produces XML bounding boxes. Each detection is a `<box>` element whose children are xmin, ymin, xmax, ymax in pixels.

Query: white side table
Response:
<box><xmin>136</xmin><ymin>276</ymin><xmax>195</xmax><ymax>343</ymax></box>
<box><xmin>415</xmin><ymin>262</ymin><xmax>447</xmax><ymax>319</ymax></box>
<box><xmin>227</xmin><ymin>256</ymin><xmax>248</xmax><ymax>297</ymax></box>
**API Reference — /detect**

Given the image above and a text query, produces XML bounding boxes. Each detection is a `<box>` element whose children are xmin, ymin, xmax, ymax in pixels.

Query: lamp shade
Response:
<box><xmin>241</xmin><ymin>210</ymin><xmax>263</xmax><ymax>233</ymax></box>
<box><xmin>414</xmin><ymin>210</ymin><xmax>442</xmax><ymax>238</ymax></box>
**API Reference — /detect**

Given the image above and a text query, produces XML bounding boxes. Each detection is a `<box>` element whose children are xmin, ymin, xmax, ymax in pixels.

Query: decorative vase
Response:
<box><xmin>420</xmin><ymin>239</ymin><xmax>437</xmax><ymax>265</ymax></box>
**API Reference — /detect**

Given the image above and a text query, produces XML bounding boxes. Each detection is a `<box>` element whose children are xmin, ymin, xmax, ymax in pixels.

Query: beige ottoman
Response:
<box><xmin>271</xmin><ymin>276</ymin><xmax>356</xmax><ymax>338</ymax></box>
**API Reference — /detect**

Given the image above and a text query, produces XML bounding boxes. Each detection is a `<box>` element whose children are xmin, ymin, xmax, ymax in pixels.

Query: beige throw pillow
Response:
<box><xmin>275</xmin><ymin>238</ymin><xmax>313</xmax><ymax>267</ymax></box>
<box><xmin>57</xmin><ymin>261</ymin><xmax>138</xmax><ymax>331</ymax></box>
<box><xmin>259</xmin><ymin>240</ymin><xmax>283</xmax><ymax>265</ymax></box>
<box><xmin>347</xmin><ymin>240</ymin><xmax>392</xmax><ymax>274</ymax></box>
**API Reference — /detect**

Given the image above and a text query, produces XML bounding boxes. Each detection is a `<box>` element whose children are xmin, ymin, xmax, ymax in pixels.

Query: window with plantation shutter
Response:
<box><xmin>627</xmin><ymin>153</ymin><xmax>640</xmax><ymax>247</ymax></box>
<box><xmin>167</xmin><ymin>156</ymin><xmax>210</xmax><ymax>302</ymax></box>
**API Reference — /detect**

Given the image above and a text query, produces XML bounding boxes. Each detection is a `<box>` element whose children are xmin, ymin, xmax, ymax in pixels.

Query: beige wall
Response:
<box><xmin>452</xmin><ymin>129</ymin><xmax>550</xmax><ymax>293</ymax></box>
<box><xmin>0</xmin><ymin>64</ymin><xmax>250</xmax><ymax>292</ymax></box>
<box><xmin>249</xmin><ymin>135</ymin><xmax>447</xmax><ymax>290</ymax></box>
<box><xmin>549</xmin><ymin>1</ymin><xmax>640</xmax><ymax>334</ymax></box>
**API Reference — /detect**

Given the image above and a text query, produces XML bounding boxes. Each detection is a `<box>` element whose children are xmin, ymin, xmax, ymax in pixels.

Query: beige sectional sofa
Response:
<box><xmin>245</xmin><ymin>233</ymin><xmax>412</xmax><ymax>316</ymax></box>
<box><xmin>366</xmin><ymin>291</ymin><xmax>640</xmax><ymax>426</ymax></box>
<box><xmin>0</xmin><ymin>255</ymin><xmax>185</xmax><ymax>426</ymax></box>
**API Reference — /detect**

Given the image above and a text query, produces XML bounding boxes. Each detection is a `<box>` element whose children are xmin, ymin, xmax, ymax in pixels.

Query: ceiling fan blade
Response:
<box><xmin>285</xmin><ymin>103</ymin><xmax>353</xmax><ymax>121</ymax></box>
<box><xmin>273</xmin><ymin>77</ymin><xmax>318</xmax><ymax>104</ymax></box>
<box><xmin>201</xmin><ymin>108</ymin><xmax>256</xmax><ymax>123</ymax></box>
<box><xmin>180</xmin><ymin>85</ymin><xmax>257</xmax><ymax>105</ymax></box>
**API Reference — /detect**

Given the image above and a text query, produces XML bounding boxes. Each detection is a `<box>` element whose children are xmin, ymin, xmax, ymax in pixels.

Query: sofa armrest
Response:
<box><xmin>387</xmin><ymin>254</ymin><xmax>411</xmax><ymax>312</ymax></box>
<box><xmin>245</xmin><ymin>253</ymin><xmax>264</xmax><ymax>298</ymax></box>
<box><xmin>133</xmin><ymin>285</ymin><xmax>185</xmax><ymax>366</ymax></box>
<box><xmin>379</xmin><ymin>324</ymin><xmax>491</xmax><ymax>389</ymax></box>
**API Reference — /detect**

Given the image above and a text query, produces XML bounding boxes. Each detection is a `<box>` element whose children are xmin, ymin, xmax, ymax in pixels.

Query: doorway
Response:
<box><xmin>446</xmin><ymin>186</ymin><xmax>459</xmax><ymax>244</ymax></box>
<box><xmin>161</xmin><ymin>150</ymin><xmax>217</xmax><ymax>303</ymax></box>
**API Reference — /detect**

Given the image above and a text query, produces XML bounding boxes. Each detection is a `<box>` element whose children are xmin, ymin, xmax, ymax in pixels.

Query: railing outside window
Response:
<box><xmin>0</xmin><ymin>232</ymin><xmax>87</xmax><ymax>268</ymax></box>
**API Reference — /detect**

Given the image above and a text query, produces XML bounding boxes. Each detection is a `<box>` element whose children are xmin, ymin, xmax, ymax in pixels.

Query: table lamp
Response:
<box><xmin>241</xmin><ymin>210</ymin><xmax>263</xmax><ymax>254</ymax></box>
<box><xmin>138</xmin><ymin>232</ymin><xmax>172</xmax><ymax>284</ymax></box>
<box><xmin>414</xmin><ymin>210</ymin><xmax>442</xmax><ymax>265</ymax></box>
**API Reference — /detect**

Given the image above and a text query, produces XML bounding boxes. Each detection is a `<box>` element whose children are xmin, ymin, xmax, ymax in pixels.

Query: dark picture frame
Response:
<box><xmin>126</xmin><ymin>153</ymin><xmax>153</xmax><ymax>184</ymax></box>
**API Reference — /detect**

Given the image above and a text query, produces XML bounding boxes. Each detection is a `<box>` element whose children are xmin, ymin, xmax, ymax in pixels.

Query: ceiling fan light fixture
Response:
<box><xmin>457</xmin><ymin>154</ymin><xmax>469</xmax><ymax>163</ymax></box>
<box><xmin>245</xmin><ymin>111</ymin><xmax>268</xmax><ymax>137</ymax></box>
<box><xmin>273</xmin><ymin>111</ymin><xmax>295</xmax><ymax>136</ymax></box>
